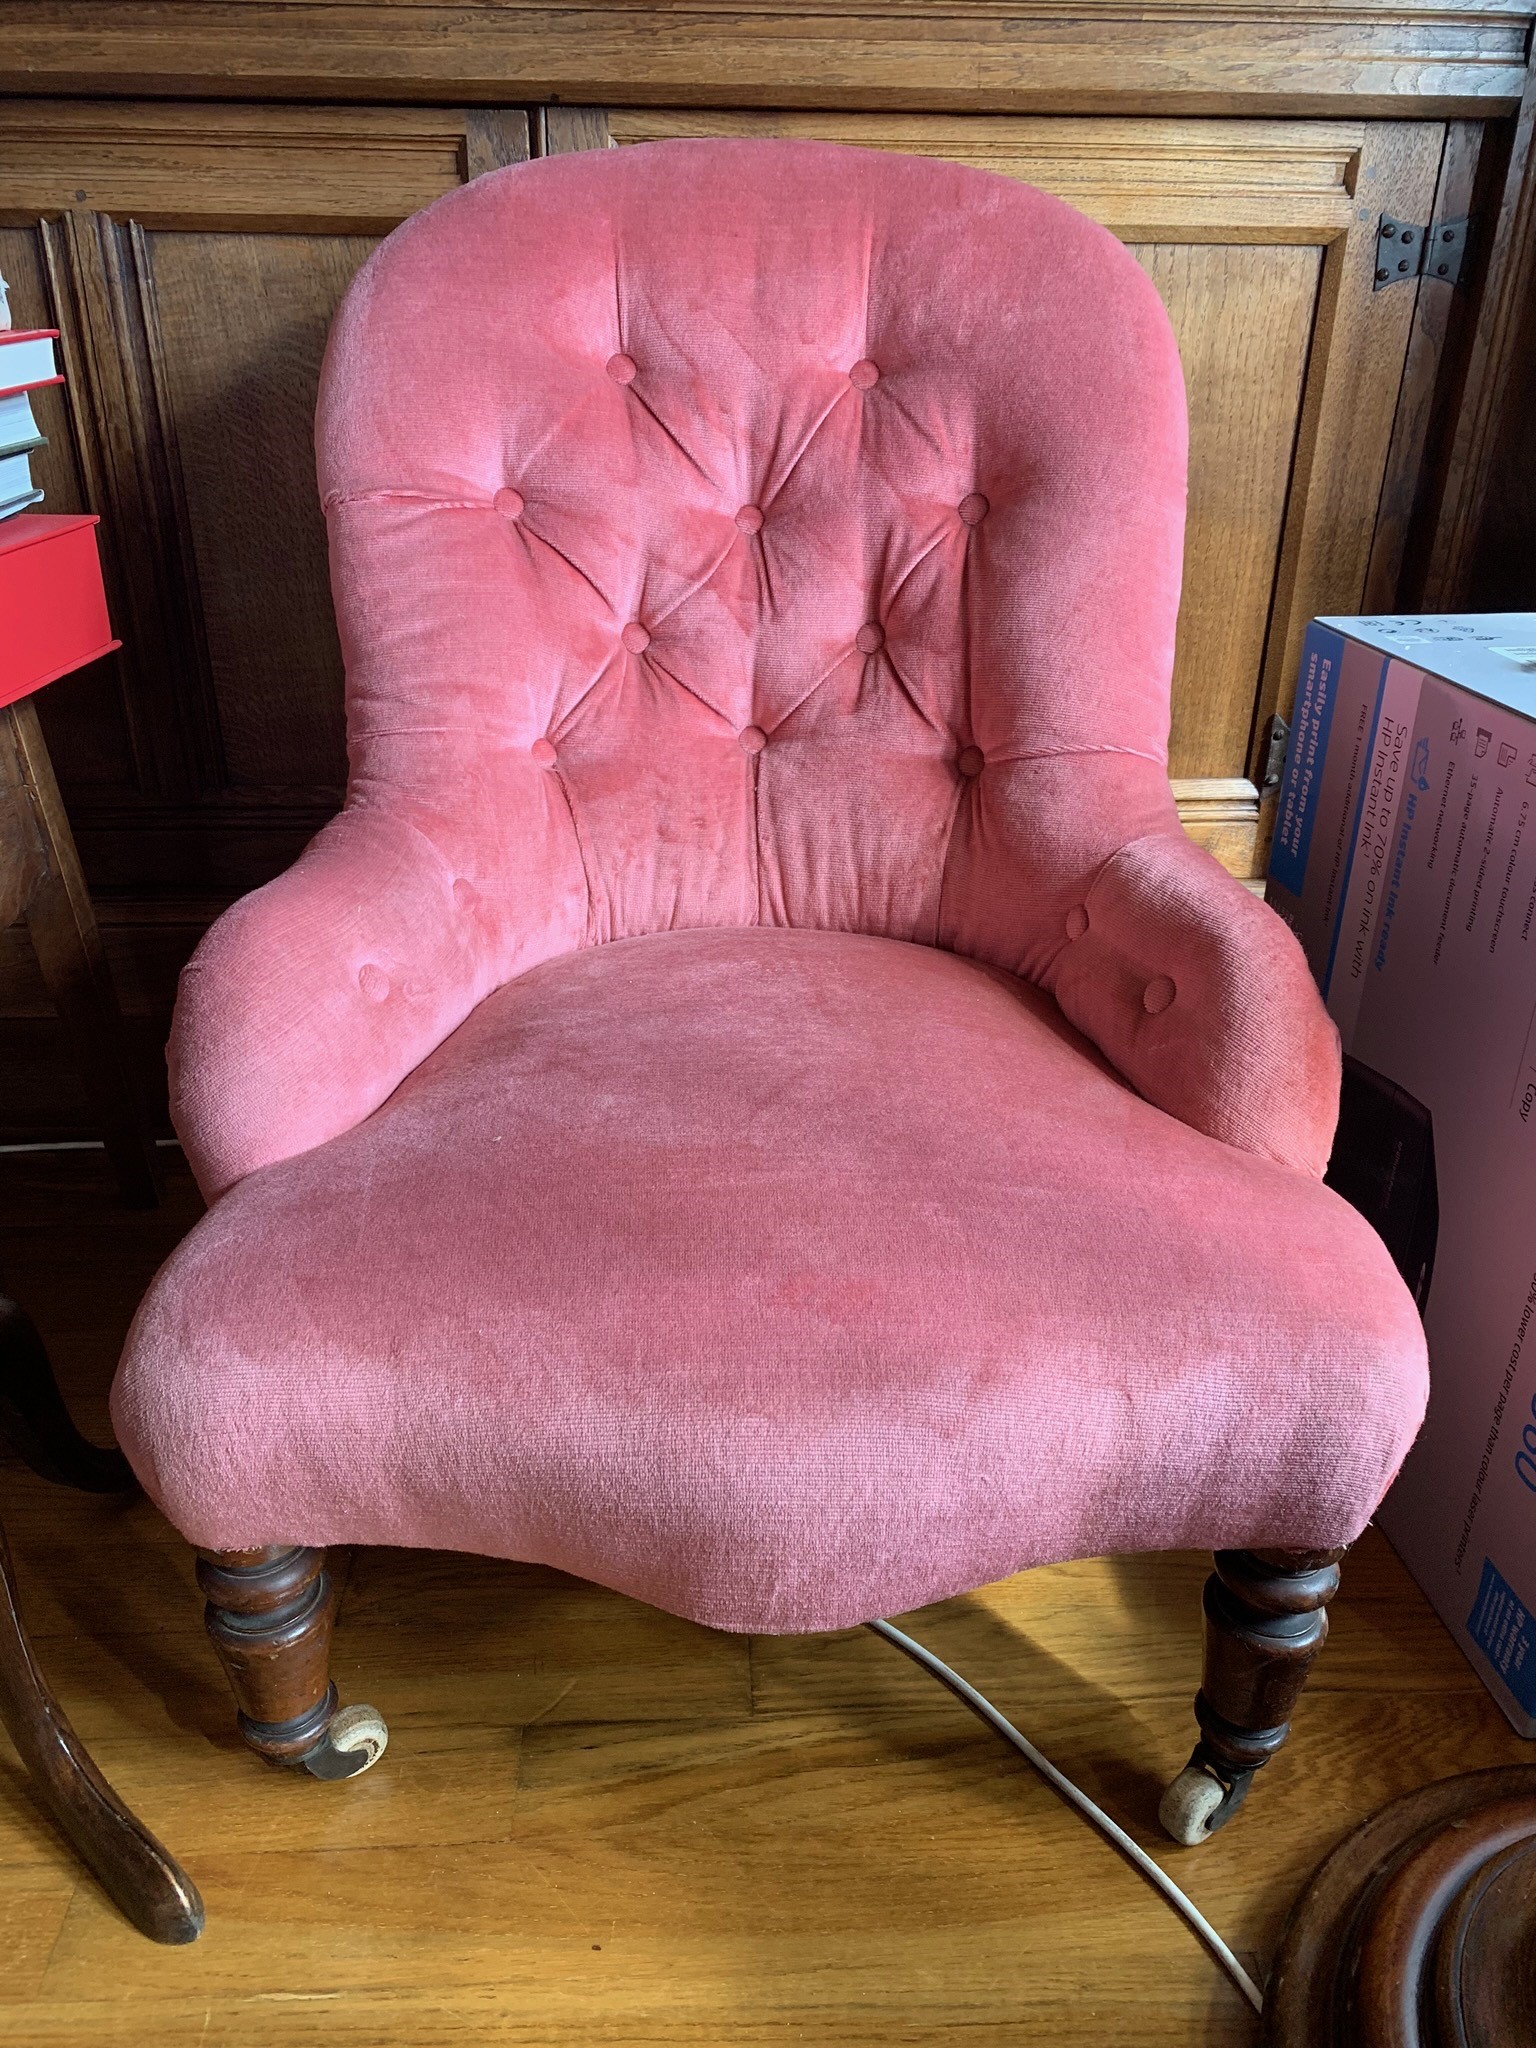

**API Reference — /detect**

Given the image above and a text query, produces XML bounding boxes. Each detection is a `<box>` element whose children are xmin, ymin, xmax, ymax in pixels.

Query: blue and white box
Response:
<box><xmin>1267</xmin><ymin>612</ymin><xmax>1536</xmax><ymax>1735</ymax></box>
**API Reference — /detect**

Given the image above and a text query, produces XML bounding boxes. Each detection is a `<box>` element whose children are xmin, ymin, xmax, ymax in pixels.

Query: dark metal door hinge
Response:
<box><xmin>1375</xmin><ymin>216</ymin><xmax>1424</xmax><ymax>287</ymax></box>
<box><xmin>1262</xmin><ymin>713</ymin><xmax>1291</xmax><ymax>792</ymax></box>
<box><xmin>1375</xmin><ymin>215</ymin><xmax>1471</xmax><ymax>291</ymax></box>
<box><xmin>1423</xmin><ymin>217</ymin><xmax>1469</xmax><ymax>288</ymax></box>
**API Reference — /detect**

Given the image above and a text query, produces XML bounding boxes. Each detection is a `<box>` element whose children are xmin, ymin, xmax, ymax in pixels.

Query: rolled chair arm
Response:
<box><xmin>1045</xmin><ymin>827</ymin><xmax>1340</xmax><ymax>1179</ymax></box>
<box><xmin>170</xmin><ymin>806</ymin><xmax>515</xmax><ymax>1200</ymax></box>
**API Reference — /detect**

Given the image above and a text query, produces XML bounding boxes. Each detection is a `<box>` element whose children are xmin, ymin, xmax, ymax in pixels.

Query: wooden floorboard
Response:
<box><xmin>0</xmin><ymin>1152</ymin><xmax>1528</xmax><ymax>2046</ymax></box>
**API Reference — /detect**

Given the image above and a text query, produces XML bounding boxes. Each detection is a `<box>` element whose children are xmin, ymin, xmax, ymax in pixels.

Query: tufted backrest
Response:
<box><xmin>317</xmin><ymin>137</ymin><xmax>1188</xmax><ymax>987</ymax></box>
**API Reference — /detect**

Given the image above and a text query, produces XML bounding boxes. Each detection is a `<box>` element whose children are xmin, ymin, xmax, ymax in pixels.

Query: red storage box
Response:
<box><xmin>0</xmin><ymin>512</ymin><xmax>120</xmax><ymax>707</ymax></box>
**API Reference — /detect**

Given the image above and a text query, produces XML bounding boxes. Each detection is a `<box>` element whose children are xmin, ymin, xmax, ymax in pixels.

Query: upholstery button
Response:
<box><xmin>849</xmin><ymin>359</ymin><xmax>880</xmax><ymax>390</ymax></box>
<box><xmin>530</xmin><ymin>738</ymin><xmax>558</xmax><ymax>768</ymax></box>
<box><xmin>606</xmin><ymin>352</ymin><xmax>637</xmax><ymax>385</ymax></box>
<box><xmin>957</xmin><ymin>746</ymin><xmax>985</xmax><ymax>778</ymax></box>
<box><xmin>1065</xmin><ymin>905</ymin><xmax>1089</xmax><ymax>940</ymax></box>
<box><xmin>855</xmin><ymin>622</ymin><xmax>885</xmax><ymax>654</ymax></box>
<box><xmin>959</xmin><ymin>493</ymin><xmax>989</xmax><ymax>526</ymax></box>
<box><xmin>735</xmin><ymin>504</ymin><xmax>764</xmax><ymax>534</ymax></box>
<box><xmin>493</xmin><ymin>487</ymin><xmax>524</xmax><ymax>519</ymax></box>
<box><xmin>357</xmin><ymin>964</ymin><xmax>389</xmax><ymax>1003</ymax></box>
<box><xmin>621</xmin><ymin>622</ymin><xmax>651</xmax><ymax>654</ymax></box>
<box><xmin>1143</xmin><ymin>975</ymin><xmax>1176</xmax><ymax>1015</ymax></box>
<box><xmin>738</xmin><ymin>725</ymin><xmax>767</xmax><ymax>755</ymax></box>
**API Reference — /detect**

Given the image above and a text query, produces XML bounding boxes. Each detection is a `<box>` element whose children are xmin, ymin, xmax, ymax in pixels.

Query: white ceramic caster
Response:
<box><xmin>304</xmin><ymin>1702</ymin><xmax>389</xmax><ymax>1780</ymax></box>
<box><xmin>1159</xmin><ymin>1760</ymin><xmax>1243</xmax><ymax>1845</ymax></box>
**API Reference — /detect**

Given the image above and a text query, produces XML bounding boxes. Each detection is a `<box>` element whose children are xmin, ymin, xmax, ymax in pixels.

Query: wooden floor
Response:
<box><xmin>0</xmin><ymin>1154</ymin><xmax>1529</xmax><ymax>2047</ymax></box>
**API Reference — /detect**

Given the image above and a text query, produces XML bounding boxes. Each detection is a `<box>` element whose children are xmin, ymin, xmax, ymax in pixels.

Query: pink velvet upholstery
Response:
<box><xmin>119</xmin><ymin>928</ymin><xmax>1423</xmax><ymax>1630</ymax></box>
<box><xmin>113</xmin><ymin>140</ymin><xmax>1427</xmax><ymax>1630</ymax></box>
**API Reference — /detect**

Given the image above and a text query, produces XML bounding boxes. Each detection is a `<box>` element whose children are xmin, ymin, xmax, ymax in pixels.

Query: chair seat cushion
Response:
<box><xmin>113</xmin><ymin>928</ymin><xmax>1426</xmax><ymax>1633</ymax></box>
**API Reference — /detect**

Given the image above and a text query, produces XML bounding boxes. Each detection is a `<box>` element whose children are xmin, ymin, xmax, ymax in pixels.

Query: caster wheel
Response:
<box><xmin>1159</xmin><ymin>1758</ymin><xmax>1249</xmax><ymax>1845</ymax></box>
<box><xmin>303</xmin><ymin>1702</ymin><xmax>389</xmax><ymax>1781</ymax></box>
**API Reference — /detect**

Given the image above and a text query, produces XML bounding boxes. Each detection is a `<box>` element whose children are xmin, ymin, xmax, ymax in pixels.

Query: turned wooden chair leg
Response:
<box><xmin>196</xmin><ymin>1547</ymin><xmax>387</xmax><ymax>1781</ymax></box>
<box><xmin>1160</xmin><ymin>1546</ymin><xmax>1344</xmax><ymax>1846</ymax></box>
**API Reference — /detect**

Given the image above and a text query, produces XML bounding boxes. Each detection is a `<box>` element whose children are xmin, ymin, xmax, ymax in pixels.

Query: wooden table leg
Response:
<box><xmin>5</xmin><ymin>699</ymin><xmax>160</xmax><ymax>1210</ymax></box>
<box><xmin>0</xmin><ymin>1516</ymin><xmax>204</xmax><ymax>1943</ymax></box>
<box><xmin>0</xmin><ymin>1287</ymin><xmax>202</xmax><ymax>1942</ymax></box>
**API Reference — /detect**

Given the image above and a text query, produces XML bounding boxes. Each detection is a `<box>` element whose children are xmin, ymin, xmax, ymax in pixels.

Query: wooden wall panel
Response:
<box><xmin>144</xmin><ymin>231</ymin><xmax>371</xmax><ymax>796</ymax></box>
<box><xmin>0</xmin><ymin>103</ymin><xmax>477</xmax><ymax>233</ymax></box>
<box><xmin>0</xmin><ymin>104</ymin><xmax>530</xmax><ymax>897</ymax></box>
<box><xmin>1132</xmin><ymin>241</ymin><xmax>1319</xmax><ymax>781</ymax></box>
<box><xmin>2</xmin><ymin>1</ymin><xmax>1529</xmax><ymax>118</ymax></box>
<box><xmin>1464</xmin><ymin>269</ymin><xmax>1536</xmax><ymax>609</ymax></box>
<box><xmin>561</xmin><ymin>109</ymin><xmax>1446</xmax><ymax>872</ymax></box>
<box><xmin>0</xmin><ymin>103</ymin><xmax>530</xmax><ymax>1134</ymax></box>
<box><xmin>0</xmin><ymin>55</ymin><xmax>1524</xmax><ymax>1140</ymax></box>
<box><xmin>1249</xmin><ymin>122</ymin><xmax>1445</xmax><ymax>803</ymax></box>
<box><xmin>1422</xmin><ymin>75</ymin><xmax>1536</xmax><ymax>609</ymax></box>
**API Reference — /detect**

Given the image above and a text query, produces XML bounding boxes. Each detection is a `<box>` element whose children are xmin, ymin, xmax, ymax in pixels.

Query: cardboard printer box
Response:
<box><xmin>1267</xmin><ymin>611</ymin><xmax>1536</xmax><ymax>1735</ymax></box>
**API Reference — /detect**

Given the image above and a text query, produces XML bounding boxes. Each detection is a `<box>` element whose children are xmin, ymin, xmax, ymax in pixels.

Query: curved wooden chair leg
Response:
<box><xmin>0</xmin><ymin>1282</ymin><xmax>198</xmax><ymax>1938</ymax></box>
<box><xmin>1161</xmin><ymin>1546</ymin><xmax>1344</xmax><ymax>1845</ymax></box>
<box><xmin>197</xmin><ymin>1547</ymin><xmax>388</xmax><ymax>1781</ymax></box>
<box><xmin>0</xmin><ymin>1517</ymin><xmax>203</xmax><ymax>1942</ymax></box>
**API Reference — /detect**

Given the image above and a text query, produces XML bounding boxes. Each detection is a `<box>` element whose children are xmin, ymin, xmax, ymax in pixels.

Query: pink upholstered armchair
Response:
<box><xmin>113</xmin><ymin>140</ymin><xmax>1426</xmax><ymax>1841</ymax></box>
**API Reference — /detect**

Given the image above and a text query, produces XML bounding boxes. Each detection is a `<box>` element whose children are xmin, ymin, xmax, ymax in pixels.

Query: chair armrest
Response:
<box><xmin>1044</xmin><ymin>826</ymin><xmax>1340</xmax><ymax>1178</ymax></box>
<box><xmin>170</xmin><ymin>806</ymin><xmax>513</xmax><ymax>1200</ymax></box>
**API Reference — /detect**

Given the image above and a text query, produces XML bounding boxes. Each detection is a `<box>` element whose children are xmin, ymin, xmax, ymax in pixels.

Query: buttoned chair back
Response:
<box><xmin>322</xmin><ymin>136</ymin><xmax>1187</xmax><ymax>958</ymax></box>
<box><xmin>174</xmin><ymin>141</ymin><xmax>1336</xmax><ymax>1196</ymax></box>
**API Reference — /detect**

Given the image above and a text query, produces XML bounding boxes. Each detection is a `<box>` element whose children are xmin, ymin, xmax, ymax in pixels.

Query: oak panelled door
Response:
<box><xmin>0</xmin><ymin>99</ymin><xmax>1442</xmax><ymax>1069</ymax></box>
<box><xmin>0</xmin><ymin>104</ymin><xmax>530</xmax><ymax>923</ymax></box>
<box><xmin>548</xmin><ymin>110</ymin><xmax>1446</xmax><ymax>880</ymax></box>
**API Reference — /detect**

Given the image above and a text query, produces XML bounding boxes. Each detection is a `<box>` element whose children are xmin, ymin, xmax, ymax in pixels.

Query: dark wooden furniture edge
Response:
<box><xmin>0</xmin><ymin>699</ymin><xmax>160</xmax><ymax>1206</ymax></box>
<box><xmin>0</xmin><ymin>1</ymin><xmax>1529</xmax><ymax>117</ymax></box>
<box><xmin>1263</xmin><ymin>1763</ymin><xmax>1536</xmax><ymax>2044</ymax></box>
<box><xmin>0</xmin><ymin>1290</ymin><xmax>202</xmax><ymax>1943</ymax></box>
<box><xmin>1420</xmin><ymin>72</ymin><xmax>1536</xmax><ymax>609</ymax></box>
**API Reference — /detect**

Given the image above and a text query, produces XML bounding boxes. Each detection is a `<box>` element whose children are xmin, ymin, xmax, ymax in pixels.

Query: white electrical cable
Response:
<box><xmin>867</xmin><ymin>1617</ymin><xmax>1264</xmax><ymax>2016</ymax></box>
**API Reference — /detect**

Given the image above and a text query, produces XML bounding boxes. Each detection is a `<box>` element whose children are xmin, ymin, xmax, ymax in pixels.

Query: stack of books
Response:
<box><xmin>0</xmin><ymin>320</ymin><xmax>62</xmax><ymax>522</ymax></box>
<box><xmin>0</xmin><ymin>277</ymin><xmax>120</xmax><ymax>704</ymax></box>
